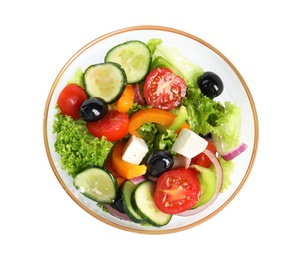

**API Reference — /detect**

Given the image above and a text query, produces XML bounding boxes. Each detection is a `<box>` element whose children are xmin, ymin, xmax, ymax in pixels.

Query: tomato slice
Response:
<box><xmin>191</xmin><ymin>139</ymin><xmax>217</xmax><ymax>168</ymax></box>
<box><xmin>154</xmin><ymin>168</ymin><xmax>200</xmax><ymax>214</ymax></box>
<box><xmin>57</xmin><ymin>83</ymin><xmax>88</xmax><ymax>120</ymax></box>
<box><xmin>86</xmin><ymin>110</ymin><xmax>129</xmax><ymax>142</ymax></box>
<box><xmin>143</xmin><ymin>67</ymin><xmax>187</xmax><ymax>110</ymax></box>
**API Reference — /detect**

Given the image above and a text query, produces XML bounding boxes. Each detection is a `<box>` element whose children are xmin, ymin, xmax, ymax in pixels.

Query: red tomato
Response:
<box><xmin>154</xmin><ymin>167</ymin><xmax>200</xmax><ymax>214</ymax></box>
<box><xmin>57</xmin><ymin>84</ymin><xmax>88</xmax><ymax>120</ymax></box>
<box><xmin>86</xmin><ymin>110</ymin><xmax>129</xmax><ymax>142</ymax></box>
<box><xmin>192</xmin><ymin>139</ymin><xmax>217</xmax><ymax>168</ymax></box>
<box><xmin>143</xmin><ymin>67</ymin><xmax>187</xmax><ymax>110</ymax></box>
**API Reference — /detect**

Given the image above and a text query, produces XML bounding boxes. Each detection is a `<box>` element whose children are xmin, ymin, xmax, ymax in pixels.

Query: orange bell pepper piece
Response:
<box><xmin>116</xmin><ymin>85</ymin><xmax>135</xmax><ymax>113</ymax></box>
<box><xmin>111</xmin><ymin>141</ymin><xmax>147</xmax><ymax>179</ymax></box>
<box><xmin>105</xmin><ymin>157</ymin><xmax>126</xmax><ymax>187</ymax></box>
<box><xmin>128</xmin><ymin>108</ymin><xmax>190</xmax><ymax>137</ymax></box>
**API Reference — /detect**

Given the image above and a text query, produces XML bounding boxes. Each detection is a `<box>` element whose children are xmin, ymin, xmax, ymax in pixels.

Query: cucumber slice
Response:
<box><xmin>122</xmin><ymin>181</ymin><xmax>143</xmax><ymax>223</ymax></box>
<box><xmin>192</xmin><ymin>165</ymin><xmax>217</xmax><ymax>208</ymax></box>
<box><xmin>131</xmin><ymin>181</ymin><xmax>172</xmax><ymax>227</ymax></box>
<box><xmin>83</xmin><ymin>62</ymin><xmax>127</xmax><ymax>104</ymax></box>
<box><xmin>73</xmin><ymin>166</ymin><xmax>118</xmax><ymax>203</ymax></box>
<box><xmin>105</xmin><ymin>40</ymin><xmax>151</xmax><ymax>84</ymax></box>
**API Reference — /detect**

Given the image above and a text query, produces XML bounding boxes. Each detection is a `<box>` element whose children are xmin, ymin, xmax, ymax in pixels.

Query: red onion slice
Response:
<box><xmin>130</xmin><ymin>175</ymin><xmax>146</xmax><ymax>185</ymax></box>
<box><xmin>176</xmin><ymin>149</ymin><xmax>223</xmax><ymax>217</ymax></box>
<box><xmin>146</xmin><ymin>174</ymin><xmax>158</xmax><ymax>182</ymax></box>
<box><xmin>221</xmin><ymin>142</ymin><xmax>248</xmax><ymax>161</ymax></box>
<box><xmin>103</xmin><ymin>204</ymin><xmax>132</xmax><ymax>222</ymax></box>
<box><xmin>132</xmin><ymin>84</ymin><xmax>145</xmax><ymax>105</ymax></box>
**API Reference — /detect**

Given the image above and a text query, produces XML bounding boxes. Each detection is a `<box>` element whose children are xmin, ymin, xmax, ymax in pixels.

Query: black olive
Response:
<box><xmin>197</xmin><ymin>71</ymin><xmax>224</xmax><ymax>99</ymax></box>
<box><xmin>114</xmin><ymin>196</ymin><xmax>125</xmax><ymax>213</ymax></box>
<box><xmin>146</xmin><ymin>150</ymin><xmax>174</xmax><ymax>178</ymax></box>
<box><xmin>199</xmin><ymin>132</ymin><xmax>213</xmax><ymax>141</ymax></box>
<box><xmin>79</xmin><ymin>97</ymin><xmax>108</xmax><ymax>122</ymax></box>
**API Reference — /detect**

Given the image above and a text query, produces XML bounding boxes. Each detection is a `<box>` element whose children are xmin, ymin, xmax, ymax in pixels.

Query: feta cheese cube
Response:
<box><xmin>171</xmin><ymin>128</ymin><xmax>208</xmax><ymax>159</ymax></box>
<box><xmin>122</xmin><ymin>135</ymin><xmax>149</xmax><ymax>165</ymax></box>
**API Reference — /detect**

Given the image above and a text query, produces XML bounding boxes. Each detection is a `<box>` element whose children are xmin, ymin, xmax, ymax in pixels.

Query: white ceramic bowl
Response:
<box><xmin>43</xmin><ymin>25</ymin><xmax>259</xmax><ymax>234</ymax></box>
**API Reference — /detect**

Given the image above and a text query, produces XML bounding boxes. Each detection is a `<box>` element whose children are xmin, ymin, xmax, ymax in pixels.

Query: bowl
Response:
<box><xmin>43</xmin><ymin>25</ymin><xmax>259</xmax><ymax>234</ymax></box>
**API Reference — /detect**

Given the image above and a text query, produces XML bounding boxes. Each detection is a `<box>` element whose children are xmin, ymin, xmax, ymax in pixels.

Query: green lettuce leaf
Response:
<box><xmin>53</xmin><ymin>109</ymin><xmax>113</xmax><ymax>177</ymax></box>
<box><xmin>147</xmin><ymin>38</ymin><xmax>204</xmax><ymax>89</ymax></box>
<box><xmin>218</xmin><ymin>156</ymin><xmax>235</xmax><ymax>193</ymax></box>
<box><xmin>67</xmin><ymin>67</ymin><xmax>84</xmax><ymax>88</ymax></box>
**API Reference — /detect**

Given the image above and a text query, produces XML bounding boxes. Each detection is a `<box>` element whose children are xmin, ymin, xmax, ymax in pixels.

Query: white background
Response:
<box><xmin>1</xmin><ymin>0</ymin><xmax>286</xmax><ymax>259</ymax></box>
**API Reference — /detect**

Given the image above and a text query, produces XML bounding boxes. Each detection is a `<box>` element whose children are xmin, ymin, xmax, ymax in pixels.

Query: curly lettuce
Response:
<box><xmin>53</xmin><ymin>109</ymin><xmax>113</xmax><ymax>177</ymax></box>
<box><xmin>67</xmin><ymin>67</ymin><xmax>84</xmax><ymax>88</ymax></box>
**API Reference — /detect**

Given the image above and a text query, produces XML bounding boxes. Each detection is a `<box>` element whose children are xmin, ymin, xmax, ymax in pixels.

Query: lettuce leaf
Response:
<box><xmin>53</xmin><ymin>109</ymin><xmax>113</xmax><ymax>177</ymax></box>
<box><xmin>147</xmin><ymin>38</ymin><xmax>204</xmax><ymax>89</ymax></box>
<box><xmin>67</xmin><ymin>67</ymin><xmax>84</xmax><ymax>88</ymax></box>
<box><xmin>147</xmin><ymin>38</ymin><xmax>242</xmax><ymax>153</ymax></box>
<box><xmin>218</xmin><ymin>156</ymin><xmax>235</xmax><ymax>192</ymax></box>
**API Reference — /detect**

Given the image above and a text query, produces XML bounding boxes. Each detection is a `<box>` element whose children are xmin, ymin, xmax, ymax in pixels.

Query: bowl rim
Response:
<box><xmin>43</xmin><ymin>25</ymin><xmax>259</xmax><ymax>234</ymax></box>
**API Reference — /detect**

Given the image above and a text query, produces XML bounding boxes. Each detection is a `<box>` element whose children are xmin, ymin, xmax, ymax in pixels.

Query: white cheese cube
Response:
<box><xmin>171</xmin><ymin>128</ymin><xmax>208</xmax><ymax>159</ymax></box>
<box><xmin>122</xmin><ymin>135</ymin><xmax>149</xmax><ymax>165</ymax></box>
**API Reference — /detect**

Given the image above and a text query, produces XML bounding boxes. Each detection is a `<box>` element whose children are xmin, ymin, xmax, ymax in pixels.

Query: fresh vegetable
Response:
<box><xmin>128</xmin><ymin>108</ymin><xmax>190</xmax><ymax>137</ymax></box>
<box><xmin>83</xmin><ymin>62</ymin><xmax>127</xmax><ymax>103</ymax></box>
<box><xmin>105</xmin><ymin>40</ymin><xmax>152</xmax><ymax>84</ymax></box>
<box><xmin>131</xmin><ymin>181</ymin><xmax>172</xmax><ymax>227</ymax></box>
<box><xmin>143</xmin><ymin>67</ymin><xmax>187</xmax><ymax>110</ymax></box>
<box><xmin>197</xmin><ymin>71</ymin><xmax>224</xmax><ymax>99</ymax></box>
<box><xmin>105</xmin><ymin>157</ymin><xmax>126</xmax><ymax>187</ymax></box>
<box><xmin>53</xmin><ymin>111</ymin><xmax>113</xmax><ymax>177</ymax></box>
<box><xmin>146</xmin><ymin>38</ymin><xmax>204</xmax><ymax>89</ymax></box>
<box><xmin>111</xmin><ymin>141</ymin><xmax>147</xmax><ymax>179</ymax></box>
<box><xmin>210</xmin><ymin>102</ymin><xmax>242</xmax><ymax>154</ymax></box>
<box><xmin>122</xmin><ymin>180</ymin><xmax>144</xmax><ymax>223</ymax></box>
<box><xmin>57</xmin><ymin>83</ymin><xmax>88</xmax><ymax>120</ymax></box>
<box><xmin>132</xmin><ymin>83</ymin><xmax>145</xmax><ymax>105</ymax></box>
<box><xmin>220</xmin><ymin>142</ymin><xmax>248</xmax><ymax>161</ymax></box>
<box><xmin>67</xmin><ymin>67</ymin><xmax>84</xmax><ymax>87</ymax></box>
<box><xmin>103</xmin><ymin>203</ymin><xmax>131</xmax><ymax>221</ymax></box>
<box><xmin>168</xmin><ymin>105</ymin><xmax>188</xmax><ymax>132</ymax></box>
<box><xmin>191</xmin><ymin>139</ymin><xmax>217</xmax><ymax>168</ymax></box>
<box><xmin>79</xmin><ymin>97</ymin><xmax>108</xmax><ymax>122</ymax></box>
<box><xmin>176</xmin><ymin>149</ymin><xmax>223</xmax><ymax>216</ymax></box>
<box><xmin>86</xmin><ymin>110</ymin><xmax>129</xmax><ymax>142</ymax></box>
<box><xmin>73</xmin><ymin>166</ymin><xmax>118</xmax><ymax>203</ymax></box>
<box><xmin>116</xmin><ymin>84</ymin><xmax>135</xmax><ymax>113</ymax></box>
<box><xmin>153</xmin><ymin>167</ymin><xmax>201</xmax><ymax>214</ymax></box>
<box><xmin>192</xmin><ymin>164</ymin><xmax>217</xmax><ymax>208</ymax></box>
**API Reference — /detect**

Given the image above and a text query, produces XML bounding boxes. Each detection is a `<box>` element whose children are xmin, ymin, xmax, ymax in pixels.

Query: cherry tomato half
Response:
<box><xmin>143</xmin><ymin>67</ymin><xmax>187</xmax><ymax>110</ymax></box>
<box><xmin>154</xmin><ymin>167</ymin><xmax>200</xmax><ymax>214</ymax></box>
<box><xmin>86</xmin><ymin>110</ymin><xmax>129</xmax><ymax>142</ymax></box>
<box><xmin>57</xmin><ymin>83</ymin><xmax>88</xmax><ymax>120</ymax></box>
<box><xmin>191</xmin><ymin>139</ymin><xmax>217</xmax><ymax>168</ymax></box>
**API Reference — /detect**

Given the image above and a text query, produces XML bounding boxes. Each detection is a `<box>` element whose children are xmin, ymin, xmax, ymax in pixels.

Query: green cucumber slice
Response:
<box><xmin>192</xmin><ymin>165</ymin><xmax>217</xmax><ymax>208</ymax></box>
<box><xmin>83</xmin><ymin>62</ymin><xmax>127</xmax><ymax>104</ymax></box>
<box><xmin>131</xmin><ymin>181</ymin><xmax>172</xmax><ymax>227</ymax></box>
<box><xmin>122</xmin><ymin>180</ymin><xmax>143</xmax><ymax>223</ymax></box>
<box><xmin>105</xmin><ymin>40</ymin><xmax>151</xmax><ymax>84</ymax></box>
<box><xmin>73</xmin><ymin>166</ymin><xmax>118</xmax><ymax>203</ymax></box>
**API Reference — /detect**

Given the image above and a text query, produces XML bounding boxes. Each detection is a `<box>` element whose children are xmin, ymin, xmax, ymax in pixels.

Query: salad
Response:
<box><xmin>52</xmin><ymin>38</ymin><xmax>247</xmax><ymax>227</ymax></box>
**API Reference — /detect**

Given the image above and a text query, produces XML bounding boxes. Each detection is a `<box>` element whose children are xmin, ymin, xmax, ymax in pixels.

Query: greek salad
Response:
<box><xmin>52</xmin><ymin>38</ymin><xmax>247</xmax><ymax>227</ymax></box>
